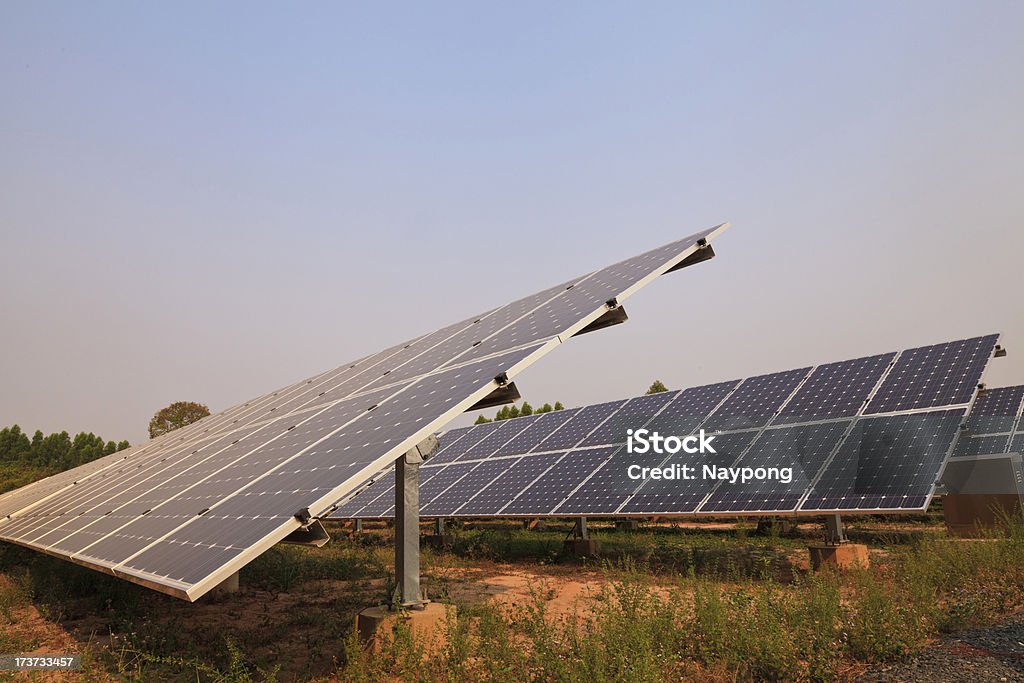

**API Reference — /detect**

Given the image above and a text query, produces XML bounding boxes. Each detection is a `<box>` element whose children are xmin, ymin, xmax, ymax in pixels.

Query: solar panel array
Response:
<box><xmin>0</xmin><ymin>224</ymin><xmax>729</xmax><ymax>600</ymax></box>
<box><xmin>331</xmin><ymin>335</ymin><xmax>1000</xmax><ymax>519</ymax></box>
<box><xmin>951</xmin><ymin>385</ymin><xmax>1024</xmax><ymax>459</ymax></box>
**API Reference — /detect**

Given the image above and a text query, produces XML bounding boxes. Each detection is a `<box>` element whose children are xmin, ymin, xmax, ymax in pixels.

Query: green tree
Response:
<box><xmin>474</xmin><ymin>414</ymin><xmax>492</xmax><ymax>425</ymax></box>
<box><xmin>554</xmin><ymin>402</ymin><xmax>565</xmax><ymax>411</ymax></box>
<box><xmin>148</xmin><ymin>401</ymin><xmax>211</xmax><ymax>438</ymax></box>
<box><xmin>646</xmin><ymin>380</ymin><xmax>669</xmax><ymax>394</ymax></box>
<box><xmin>520</xmin><ymin>402</ymin><xmax>533</xmax><ymax>416</ymax></box>
<box><xmin>0</xmin><ymin>425</ymin><xmax>31</xmax><ymax>461</ymax></box>
<box><xmin>537</xmin><ymin>403</ymin><xmax>553</xmax><ymax>414</ymax></box>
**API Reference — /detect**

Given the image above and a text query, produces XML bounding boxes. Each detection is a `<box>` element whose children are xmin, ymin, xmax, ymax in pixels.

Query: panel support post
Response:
<box><xmin>808</xmin><ymin>514</ymin><xmax>867</xmax><ymax>570</ymax></box>
<box><xmin>393</xmin><ymin>435</ymin><xmax>439</xmax><ymax>609</ymax></box>
<box><xmin>564</xmin><ymin>516</ymin><xmax>600</xmax><ymax>556</ymax></box>
<box><xmin>435</xmin><ymin>517</ymin><xmax>445</xmax><ymax>536</ymax></box>
<box><xmin>824</xmin><ymin>514</ymin><xmax>846</xmax><ymax>545</ymax></box>
<box><xmin>354</xmin><ymin>518</ymin><xmax>363</xmax><ymax>534</ymax></box>
<box><xmin>575</xmin><ymin>517</ymin><xmax>589</xmax><ymax>540</ymax></box>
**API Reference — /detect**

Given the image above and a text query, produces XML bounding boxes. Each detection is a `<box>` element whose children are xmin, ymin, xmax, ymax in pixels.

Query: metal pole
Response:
<box><xmin>576</xmin><ymin>516</ymin><xmax>589</xmax><ymax>540</ymax></box>
<box><xmin>394</xmin><ymin>453</ymin><xmax>421</xmax><ymax>607</ymax></box>
<box><xmin>824</xmin><ymin>513</ymin><xmax>846</xmax><ymax>545</ymax></box>
<box><xmin>435</xmin><ymin>517</ymin><xmax>445</xmax><ymax>536</ymax></box>
<box><xmin>392</xmin><ymin>435</ymin><xmax>438</xmax><ymax>609</ymax></box>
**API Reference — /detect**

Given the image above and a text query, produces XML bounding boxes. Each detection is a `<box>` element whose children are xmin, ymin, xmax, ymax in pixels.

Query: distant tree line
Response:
<box><xmin>0</xmin><ymin>424</ymin><xmax>130</xmax><ymax>470</ymax></box>
<box><xmin>474</xmin><ymin>401</ymin><xmax>565</xmax><ymax>424</ymax></box>
<box><xmin>473</xmin><ymin>380</ymin><xmax>668</xmax><ymax>425</ymax></box>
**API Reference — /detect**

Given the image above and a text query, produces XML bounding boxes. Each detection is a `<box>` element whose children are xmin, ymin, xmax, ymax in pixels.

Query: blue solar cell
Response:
<box><xmin>642</xmin><ymin>381</ymin><xmax>739</xmax><ymax>437</ymax></box>
<box><xmin>452</xmin><ymin>415</ymin><xmax>539</xmax><ymax>462</ymax></box>
<box><xmin>953</xmin><ymin>434</ymin><xmax>1013</xmax><ymax>458</ymax></box>
<box><xmin>963</xmin><ymin>386</ymin><xmax>1024</xmax><ymax>436</ymax></box>
<box><xmin>865</xmin><ymin>335</ymin><xmax>998</xmax><ymax>414</ymax></box>
<box><xmin>427</xmin><ymin>421</ymin><xmax>504</xmax><ymax>465</ymax></box>
<box><xmin>618</xmin><ymin>432</ymin><xmax>759</xmax><ymax>514</ymax></box>
<box><xmin>776</xmin><ymin>353</ymin><xmax>895</xmax><ymax>423</ymax></box>
<box><xmin>456</xmin><ymin>454</ymin><xmax>563</xmax><ymax>516</ymax></box>
<box><xmin>702</xmin><ymin>369</ymin><xmax>810</xmax><ymax>432</ymax></box>
<box><xmin>800</xmin><ymin>410</ymin><xmax>966</xmax><ymax>511</ymax></box>
<box><xmin>578</xmin><ymin>392</ymin><xmax>677</xmax><ymax>447</ymax></box>
<box><xmin>533</xmin><ymin>401</ymin><xmax>626</xmax><ymax>452</ymax></box>
<box><xmin>501</xmin><ymin>448</ymin><xmax>615</xmax><ymax>515</ymax></box>
<box><xmin>491</xmin><ymin>409</ymin><xmax>580</xmax><ymax>456</ymax></box>
<box><xmin>556</xmin><ymin>448</ymin><xmax>660</xmax><ymax>514</ymax></box>
<box><xmin>700</xmin><ymin>421</ymin><xmax>851</xmax><ymax>513</ymax></box>
<box><xmin>421</xmin><ymin>459</ymin><xmax>516</xmax><ymax>516</ymax></box>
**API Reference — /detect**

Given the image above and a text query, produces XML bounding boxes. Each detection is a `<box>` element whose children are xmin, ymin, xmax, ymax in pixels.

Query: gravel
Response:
<box><xmin>859</xmin><ymin>612</ymin><xmax>1024</xmax><ymax>682</ymax></box>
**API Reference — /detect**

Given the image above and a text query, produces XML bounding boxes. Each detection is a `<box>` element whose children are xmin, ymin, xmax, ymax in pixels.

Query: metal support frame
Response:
<box><xmin>824</xmin><ymin>513</ymin><xmax>846</xmax><ymax>545</ymax></box>
<box><xmin>574</xmin><ymin>517</ymin><xmax>589</xmax><ymax>540</ymax></box>
<box><xmin>354</xmin><ymin>518</ymin><xmax>362</xmax><ymax>533</ymax></box>
<box><xmin>393</xmin><ymin>435</ymin><xmax>439</xmax><ymax>609</ymax></box>
<box><xmin>435</xmin><ymin>517</ymin><xmax>446</xmax><ymax>536</ymax></box>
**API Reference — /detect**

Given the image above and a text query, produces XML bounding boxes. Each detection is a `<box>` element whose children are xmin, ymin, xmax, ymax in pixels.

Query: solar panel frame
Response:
<box><xmin>0</xmin><ymin>225</ymin><xmax>729</xmax><ymax>600</ymax></box>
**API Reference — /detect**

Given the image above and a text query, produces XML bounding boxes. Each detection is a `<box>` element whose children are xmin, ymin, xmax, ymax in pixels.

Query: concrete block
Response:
<box><xmin>615</xmin><ymin>519</ymin><xmax>641</xmax><ymax>532</ymax></box>
<box><xmin>808</xmin><ymin>543</ymin><xmax>869</xmax><ymax>570</ymax></box>
<box><xmin>209</xmin><ymin>571</ymin><xmax>239</xmax><ymax>599</ymax></box>
<box><xmin>563</xmin><ymin>539</ymin><xmax>601</xmax><ymax>557</ymax></box>
<box><xmin>943</xmin><ymin>494</ymin><xmax>1023</xmax><ymax>537</ymax></box>
<box><xmin>356</xmin><ymin>602</ymin><xmax>455</xmax><ymax>656</ymax></box>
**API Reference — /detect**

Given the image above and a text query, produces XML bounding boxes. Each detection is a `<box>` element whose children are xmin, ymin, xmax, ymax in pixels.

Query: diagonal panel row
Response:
<box><xmin>0</xmin><ymin>225</ymin><xmax>729</xmax><ymax>600</ymax></box>
<box><xmin>333</xmin><ymin>334</ymin><xmax>1001</xmax><ymax>519</ymax></box>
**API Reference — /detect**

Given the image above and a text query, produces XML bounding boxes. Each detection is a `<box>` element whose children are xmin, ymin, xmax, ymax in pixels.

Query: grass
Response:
<box><xmin>2</xmin><ymin>514</ymin><xmax>1023</xmax><ymax>681</ymax></box>
<box><xmin>337</xmin><ymin>514</ymin><xmax>1024</xmax><ymax>682</ymax></box>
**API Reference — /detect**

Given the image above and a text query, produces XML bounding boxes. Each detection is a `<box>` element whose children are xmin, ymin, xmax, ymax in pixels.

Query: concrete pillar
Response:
<box><xmin>210</xmin><ymin>571</ymin><xmax>239</xmax><ymax>598</ymax></box>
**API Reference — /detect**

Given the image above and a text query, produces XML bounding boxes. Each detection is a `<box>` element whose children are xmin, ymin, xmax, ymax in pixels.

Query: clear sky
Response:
<box><xmin>1</xmin><ymin>2</ymin><xmax>1022</xmax><ymax>444</ymax></box>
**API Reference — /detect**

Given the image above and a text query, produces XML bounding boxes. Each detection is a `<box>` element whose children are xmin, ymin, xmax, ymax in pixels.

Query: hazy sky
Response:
<box><xmin>1</xmin><ymin>2</ymin><xmax>1022</xmax><ymax>444</ymax></box>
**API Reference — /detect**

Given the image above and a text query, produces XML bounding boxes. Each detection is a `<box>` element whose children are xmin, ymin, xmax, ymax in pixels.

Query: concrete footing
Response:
<box><xmin>808</xmin><ymin>543</ymin><xmax>869</xmax><ymax>570</ymax></box>
<box><xmin>356</xmin><ymin>602</ymin><xmax>455</xmax><ymax>655</ymax></box>
<box><xmin>210</xmin><ymin>571</ymin><xmax>239</xmax><ymax>598</ymax></box>
<box><xmin>563</xmin><ymin>539</ymin><xmax>601</xmax><ymax>556</ymax></box>
<box><xmin>943</xmin><ymin>494</ymin><xmax>1022</xmax><ymax>537</ymax></box>
<box><xmin>615</xmin><ymin>519</ymin><xmax>641</xmax><ymax>532</ymax></box>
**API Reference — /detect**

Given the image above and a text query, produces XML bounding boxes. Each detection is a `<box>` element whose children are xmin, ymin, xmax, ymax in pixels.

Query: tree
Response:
<box><xmin>520</xmin><ymin>402</ymin><xmax>533</xmax><ymax>416</ymax></box>
<box><xmin>554</xmin><ymin>402</ymin><xmax>565</xmax><ymax>411</ymax></box>
<box><xmin>646</xmin><ymin>380</ymin><xmax>669</xmax><ymax>394</ymax></box>
<box><xmin>474</xmin><ymin>414</ymin><xmax>492</xmax><ymax>425</ymax></box>
<box><xmin>149</xmin><ymin>401</ymin><xmax>211</xmax><ymax>438</ymax></box>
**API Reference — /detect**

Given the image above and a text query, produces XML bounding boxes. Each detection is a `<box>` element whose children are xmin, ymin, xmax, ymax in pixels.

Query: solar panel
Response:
<box><xmin>799</xmin><ymin>410</ymin><xmax>967</xmax><ymax>511</ymax></box>
<box><xmin>491</xmin><ymin>409</ymin><xmax>580</xmax><ymax>456</ymax></box>
<box><xmin>619</xmin><ymin>431</ymin><xmax>761</xmax><ymax>514</ymax></box>
<box><xmin>532</xmin><ymin>401</ymin><xmax>627</xmax><ymax>452</ymax></box>
<box><xmin>457</xmin><ymin>454</ymin><xmax>564</xmax><ymax>516</ymax></box>
<box><xmin>450</xmin><ymin>417</ymin><xmax>538</xmax><ymax>463</ymax></box>
<box><xmin>331</xmin><ymin>334</ymin><xmax>1000</xmax><ymax>520</ymax></box>
<box><xmin>865</xmin><ymin>335</ymin><xmax>998</xmax><ymax>414</ymax></box>
<box><xmin>701</xmin><ymin>369</ymin><xmax>811</xmax><ymax>432</ymax></box>
<box><xmin>700</xmin><ymin>421</ymin><xmax>851</xmax><ymax>513</ymax></box>
<box><xmin>775</xmin><ymin>353</ymin><xmax>895</xmax><ymax>423</ymax></box>
<box><xmin>0</xmin><ymin>225</ymin><xmax>729</xmax><ymax>600</ymax></box>
<box><xmin>642</xmin><ymin>381</ymin><xmax>739</xmax><ymax>437</ymax></box>
<box><xmin>578</xmin><ymin>392</ymin><xmax>677</xmax><ymax>447</ymax></box>
<box><xmin>501</xmin><ymin>448</ymin><xmax>616</xmax><ymax>515</ymax></box>
<box><xmin>421</xmin><ymin>459</ymin><xmax>513</xmax><ymax>516</ymax></box>
<box><xmin>1013</xmin><ymin>433</ymin><xmax>1024</xmax><ymax>454</ymax></box>
<box><xmin>962</xmin><ymin>386</ymin><xmax>1024</xmax><ymax>435</ymax></box>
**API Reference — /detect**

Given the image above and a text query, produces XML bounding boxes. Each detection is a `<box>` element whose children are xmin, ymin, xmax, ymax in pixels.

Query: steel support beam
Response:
<box><xmin>393</xmin><ymin>435</ymin><xmax>438</xmax><ymax>609</ymax></box>
<box><xmin>574</xmin><ymin>517</ymin><xmax>589</xmax><ymax>540</ymax></box>
<box><xmin>824</xmin><ymin>513</ymin><xmax>846</xmax><ymax>545</ymax></box>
